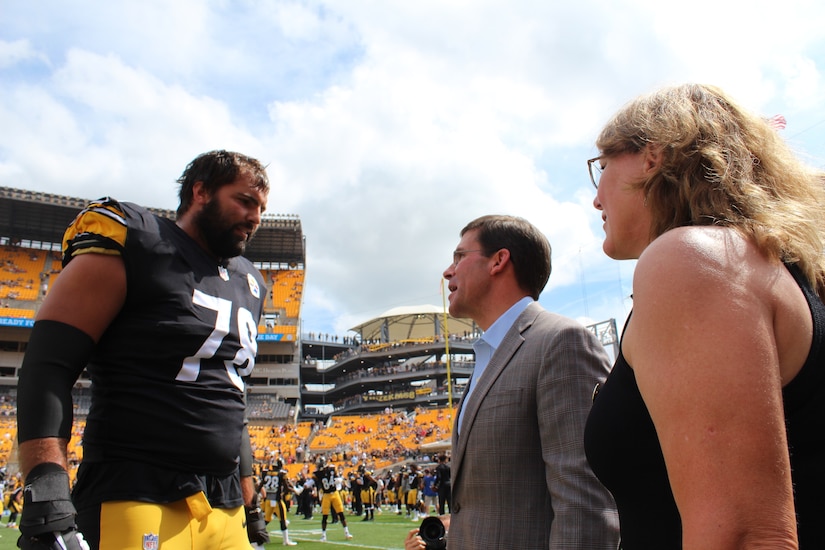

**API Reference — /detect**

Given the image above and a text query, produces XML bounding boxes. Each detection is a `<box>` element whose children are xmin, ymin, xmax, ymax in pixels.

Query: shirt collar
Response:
<box><xmin>476</xmin><ymin>296</ymin><xmax>533</xmax><ymax>352</ymax></box>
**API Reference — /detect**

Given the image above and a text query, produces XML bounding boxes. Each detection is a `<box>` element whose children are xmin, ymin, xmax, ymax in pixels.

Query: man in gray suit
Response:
<box><xmin>406</xmin><ymin>215</ymin><xmax>619</xmax><ymax>549</ymax></box>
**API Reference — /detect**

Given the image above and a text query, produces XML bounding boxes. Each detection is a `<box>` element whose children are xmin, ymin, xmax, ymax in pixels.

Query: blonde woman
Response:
<box><xmin>584</xmin><ymin>83</ymin><xmax>825</xmax><ymax>549</ymax></box>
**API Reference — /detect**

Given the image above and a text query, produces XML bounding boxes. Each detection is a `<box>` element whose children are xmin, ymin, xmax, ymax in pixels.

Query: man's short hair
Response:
<box><xmin>460</xmin><ymin>215</ymin><xmax>552</xmax><ymax>300</ymax></box>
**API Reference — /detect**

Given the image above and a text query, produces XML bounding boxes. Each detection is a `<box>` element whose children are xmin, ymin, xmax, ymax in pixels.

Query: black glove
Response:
<box><xmin>18</xmin><ymin>529</ymin><xmax>89</xmax><ymax>550</ymax></box>
<box><xmin>245</xmin><ymin>494</ymin><xmax>270</xmax><ymax>545</ymax></box>
<box><xmin>17</xmin><ymin>463</ymin><xmax>89</xmax><ymax>550</ymax></box>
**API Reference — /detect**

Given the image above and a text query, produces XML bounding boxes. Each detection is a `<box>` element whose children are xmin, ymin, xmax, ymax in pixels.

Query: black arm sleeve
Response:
<box><xmin>17</xmin><ymin>320</ymin><xmax>95</xmax><ymax>442</ymax></box>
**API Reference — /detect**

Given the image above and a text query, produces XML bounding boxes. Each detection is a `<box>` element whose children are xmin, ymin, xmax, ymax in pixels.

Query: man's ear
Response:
<box><xmin>191</xmin><ymin>181</ymin><xmax>210</xmax><ymax>206</ymax></box>
<box><xmin>489</xmin><ymin>248</ymin><xmax>510</xmax><ymax>276</ymax></box>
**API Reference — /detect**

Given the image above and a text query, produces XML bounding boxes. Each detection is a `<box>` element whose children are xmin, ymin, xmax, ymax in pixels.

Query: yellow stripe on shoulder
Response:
<box><xmin>70</xmin><ymin>247</ymin><xmax>123</xmax><ymax>258</ymax></box>
<box><xmin>63</xmin><ymin>199</ymin><xmax>128</xmax><ymax>251</ymax></box>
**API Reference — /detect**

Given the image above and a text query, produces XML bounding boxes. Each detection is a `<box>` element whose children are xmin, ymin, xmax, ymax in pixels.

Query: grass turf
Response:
<box><xmin>0</xmin><ymin>508</ymin><xmax>429</xmax><ymax>550</ymax></box>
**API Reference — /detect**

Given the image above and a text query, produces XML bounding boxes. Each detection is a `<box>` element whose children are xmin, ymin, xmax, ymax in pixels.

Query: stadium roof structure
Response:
<box><xmin>349</xmin><ymin>304</ymin><xmax>478</xmax><ymax>342</ymax></box>
<box><xmin>0</xmin><ymin>186</ymin><xmax>305</xmax><ymax>265</ymax></box>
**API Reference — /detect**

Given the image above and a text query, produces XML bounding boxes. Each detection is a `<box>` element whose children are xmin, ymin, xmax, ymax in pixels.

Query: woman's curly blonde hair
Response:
<box><xmin>597</xmin><ymin>83</ymin><xmax>825</xmax><ymax>299</ymax></box>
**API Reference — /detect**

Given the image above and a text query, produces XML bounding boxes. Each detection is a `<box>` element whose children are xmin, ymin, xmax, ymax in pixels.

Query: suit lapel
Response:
<box><xmin>451</xmin><ymin>303</ymin><xmax>541</xmax><ymax>483</ymax></box>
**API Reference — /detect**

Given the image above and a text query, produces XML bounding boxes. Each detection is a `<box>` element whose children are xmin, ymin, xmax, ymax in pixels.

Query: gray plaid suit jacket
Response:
<box><xmin>448</xmin><ymin>301</ymin><xmax>619</xmax><ymax>549</ymax></box>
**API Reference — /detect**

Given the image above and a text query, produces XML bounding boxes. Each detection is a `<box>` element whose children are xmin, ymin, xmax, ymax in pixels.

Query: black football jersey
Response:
<box><xmin>314</xmin><ymin>466</ymin><xmax>339</xmax><ymax>494</ymax></box>
<box><xmin>262</xmin><ymin>468</ymin><xmax>291</xmax><ymax>501</ymax></box>
<box><xmin>408</xmin><ymin>472</ymin><xmax>421</xmax><ymax>490</ymax></box>
<box><xmin>64</xmin><ymin>198</ymin><xmax>265</xmax><ymax>476</ymax></box>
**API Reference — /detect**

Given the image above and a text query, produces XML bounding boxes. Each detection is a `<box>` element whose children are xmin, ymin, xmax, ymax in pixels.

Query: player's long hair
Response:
<box><xmin>596</xmin><ymin>83</ymin><xmax>825</xmax><ymax>299</ymax></box>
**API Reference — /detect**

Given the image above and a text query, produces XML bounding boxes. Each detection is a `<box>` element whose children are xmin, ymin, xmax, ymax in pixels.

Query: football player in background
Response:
<box><xmin>262</xmin><ymin>458</ymin><xmax>298</xmax><ymax>546</ymax></box>
<box><xmin>359</xmin><ymin>465</ymin><xmax>377</xmax><ymax>522</ymax></box>
<box><xmin>405</xmin><ymin>463</ymin><xmax>424</xmax><ymax>522</ymax></box>
<box><xmin>433</xmin><ymin>453</ymin><xmax>451</xmax><ymax>515</ymax></box>
<box><xmin>385</xmin><ymin>469</ymin><xmax>398</xmax><ymax>512</ymax></box>
<box><xmin>7</xmin><ymin>480</ymin><xmax>23</xmax><ymax>529</ymax></box>
<box><xmin>312</xmin><ymin>456</ymin><xmax>353</xmax><ymax>542</ymax></box>
<box><xmin>350</xmin><ymin>465</ymin><xmax>363</xmax><ymax>517</ymax></box>
<box><xmin>396</xmin><ymin>466</ymin><xmax>407</xmax><ymax>515</ymax></box>
<box><xmin>16</xmin><ymin>150</ymin><xmax>270</xmax><ymax>549</ymax></box>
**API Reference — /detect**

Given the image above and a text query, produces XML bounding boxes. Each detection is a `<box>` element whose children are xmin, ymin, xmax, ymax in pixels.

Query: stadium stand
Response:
<box><xmin>262</xmin><ymin>268</ymin><xmax>305</xmax><ymax>318</ymax></box>
<box><xmin>246</xmin><ymin>393</ymin><xmax>293</xmax><ymax>420</ymax></box>
<box><xmin>0</xmin><ymin>308</ymin><xmax>34</xmax><ymax>319</ymax></box>
<box><xmin>301</xmin><ymin>407</ymin><xmax>453</xmax><ymax>472</ymax></box>
<box><xmin>0</xmin><ymin>246</ymin><xmax>47</xmax><ymax>302</ymax></box>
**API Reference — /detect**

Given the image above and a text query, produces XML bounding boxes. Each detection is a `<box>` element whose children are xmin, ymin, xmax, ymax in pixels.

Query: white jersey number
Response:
<box><xmin>176</xmin><ymin>289</ymin><xmax>258</xmax><ymax>390</ymax></box>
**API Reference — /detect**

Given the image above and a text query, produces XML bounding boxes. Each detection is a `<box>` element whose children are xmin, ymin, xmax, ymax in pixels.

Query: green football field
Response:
<box><xmin>0</xmin><ymin>509</ymin><xmax>427</xmax><ymax>550</ymax></box>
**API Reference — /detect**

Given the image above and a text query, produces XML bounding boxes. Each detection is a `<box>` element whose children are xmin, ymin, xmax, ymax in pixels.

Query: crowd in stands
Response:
<box><xmin>304</xmin><ymin>332</ymin><xmax>359</xmax><ymax>345</ymax></box>
<box><xmin>298</xmin><ymin>407</ymin><xmax>451</xmax><ymax>469</ymax></box>
<box><xmin>323</xmin><ymin>333</ymin><xmax>478</xmax><ymax>364</ymax></box>
<box><xmin>329</xmin><ymin>359</ymin><xmax>449</xmax><ymax>385</ymax></box>
<box><xmin>0</xmin><ymin>393</ymin><xmax>15</xmax><ymax>416</ymax></box>
<box><xmin>261</xmin><ymin>269</ymin><xmax>304</xmax><ymax>318</ymax></box>
<box><xmin>0</xmin><ymin>246</ymin><xmax>62</xmax><ymax>318</ymax></box>
<box><xmin>246</xmin><ymin>393</ymin><xmax>293</xmax><ymax>419</ymax></box>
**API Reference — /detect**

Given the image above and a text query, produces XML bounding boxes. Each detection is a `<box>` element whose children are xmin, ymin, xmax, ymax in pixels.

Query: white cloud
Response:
<box><xmin>0</xmin><ymin>47</ymin><xmax>276</xmax><ymax>206</ymax></box>
<box><xmin>0</xmin><ymin>39</ymin><xmax>47</xmax><ymax>68</ymax></box>
<box><xmin>779</xmin><ymin>56</ymin><xmax>823</xmax><ymax>110</ymax></box>
<box><xmin>2</xmin><ymin>0</ymin><xmax>825</xmax><ymax>335</ymax></box>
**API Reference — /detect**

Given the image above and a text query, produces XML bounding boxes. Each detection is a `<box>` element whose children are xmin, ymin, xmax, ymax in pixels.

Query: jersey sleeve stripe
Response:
<box><xmin>63</xmin><ymin>198</ymin><xmax>128</xmax><ymax>265</ymax></box>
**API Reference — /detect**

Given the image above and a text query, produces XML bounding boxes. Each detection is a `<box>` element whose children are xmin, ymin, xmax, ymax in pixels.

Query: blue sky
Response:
<box><xmin>2</xmin><ymin>0</ymin><xmax>824</xmax><ymax>339</ymax></box>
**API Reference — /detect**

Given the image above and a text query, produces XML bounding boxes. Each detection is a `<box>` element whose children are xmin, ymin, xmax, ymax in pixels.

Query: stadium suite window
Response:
<box><xmin>0</xmin><ymin>340</ymin><xmax>22</xmax><ymax>352</ymax></box>
<box><xmin>256</xmin><ymin>354</ymin><xmax>293</xmax><ymax>364</ymax></box>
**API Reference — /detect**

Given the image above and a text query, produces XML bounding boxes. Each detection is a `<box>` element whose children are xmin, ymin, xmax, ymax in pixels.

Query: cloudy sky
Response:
<box><xmin>2</xmin><ymin>0</ymin><xmax>824</xmax><ymax>339</ymax></box>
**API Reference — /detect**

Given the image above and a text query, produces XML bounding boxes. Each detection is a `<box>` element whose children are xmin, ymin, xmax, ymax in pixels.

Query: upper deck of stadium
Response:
<box><xmin>0</xmin><ymin>186</ymin><xmax>305</xmax><ymax>265</ymax></box>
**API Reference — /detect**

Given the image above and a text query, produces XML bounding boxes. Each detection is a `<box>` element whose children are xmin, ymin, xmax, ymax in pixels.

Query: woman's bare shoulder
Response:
<box><xmin>635</xmin><ymin>226</ymin><xmax>768</xmax><ymax>292</ymax></box>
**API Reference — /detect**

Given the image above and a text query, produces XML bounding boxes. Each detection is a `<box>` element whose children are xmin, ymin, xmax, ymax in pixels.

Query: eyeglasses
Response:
<box><xmin>452</xmin><ymin>249</ymin><xmax>484</xmax><ymax>267</ymax></box>
<box><xmin>587</xmin><ymin>156</ymin><xmax>603</xmax><ymax>189</ymax></box>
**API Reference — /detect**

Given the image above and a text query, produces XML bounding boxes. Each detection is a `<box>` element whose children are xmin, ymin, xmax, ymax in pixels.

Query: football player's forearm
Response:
<box><xmin>17</xmin><ymin>320</ymin><xmax>93</xmax><ymax>463</ymax></box>
<box><xmin>241</xmin><ymin>475</ymin><xmax>256</xmax><ymax>507</ymax></box>
<box><xmin>18</xmin><ymin>438</ymin><xmax>69</xmax><ymax>478</ymax></box>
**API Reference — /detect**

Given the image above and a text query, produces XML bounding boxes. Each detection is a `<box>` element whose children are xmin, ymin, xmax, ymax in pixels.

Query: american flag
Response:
<box><xmin>768</xmin><ymin>114</ymin><xmax>787</xmax><ymax>130</ymax></box>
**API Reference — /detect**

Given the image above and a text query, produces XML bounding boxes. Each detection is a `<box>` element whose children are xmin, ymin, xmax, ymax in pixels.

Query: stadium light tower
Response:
<box><xmin>586</xmin><ymin>318</ymin><xmax>618</xmax><ymax>360</ymax></box>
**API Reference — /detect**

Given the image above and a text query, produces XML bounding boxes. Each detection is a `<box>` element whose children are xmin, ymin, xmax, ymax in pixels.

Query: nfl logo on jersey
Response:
<box><xmin>142</xmin><ymin>533</ymin><xmax>159</xmax><ymax>550</ymax></box>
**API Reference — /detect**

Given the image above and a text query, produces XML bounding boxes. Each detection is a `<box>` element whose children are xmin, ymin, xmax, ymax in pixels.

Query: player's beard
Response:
<box><xmin>195</xmin><ymin>197</ymin><xmax>256</xmax><ymax>259</ymax></box>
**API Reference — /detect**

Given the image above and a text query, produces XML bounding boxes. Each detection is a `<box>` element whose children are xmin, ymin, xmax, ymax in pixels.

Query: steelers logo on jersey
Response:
<box><xmin>247</xmin><ymin>273</ymin><xmax>260</xmax><ymax>298</ymax></box>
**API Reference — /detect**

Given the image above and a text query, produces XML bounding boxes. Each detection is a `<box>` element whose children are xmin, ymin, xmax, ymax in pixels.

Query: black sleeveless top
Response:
<box><xmin>584</xmin><ymin>264</ymin><xmax>825</xmax><ymax>549</ymax></box>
